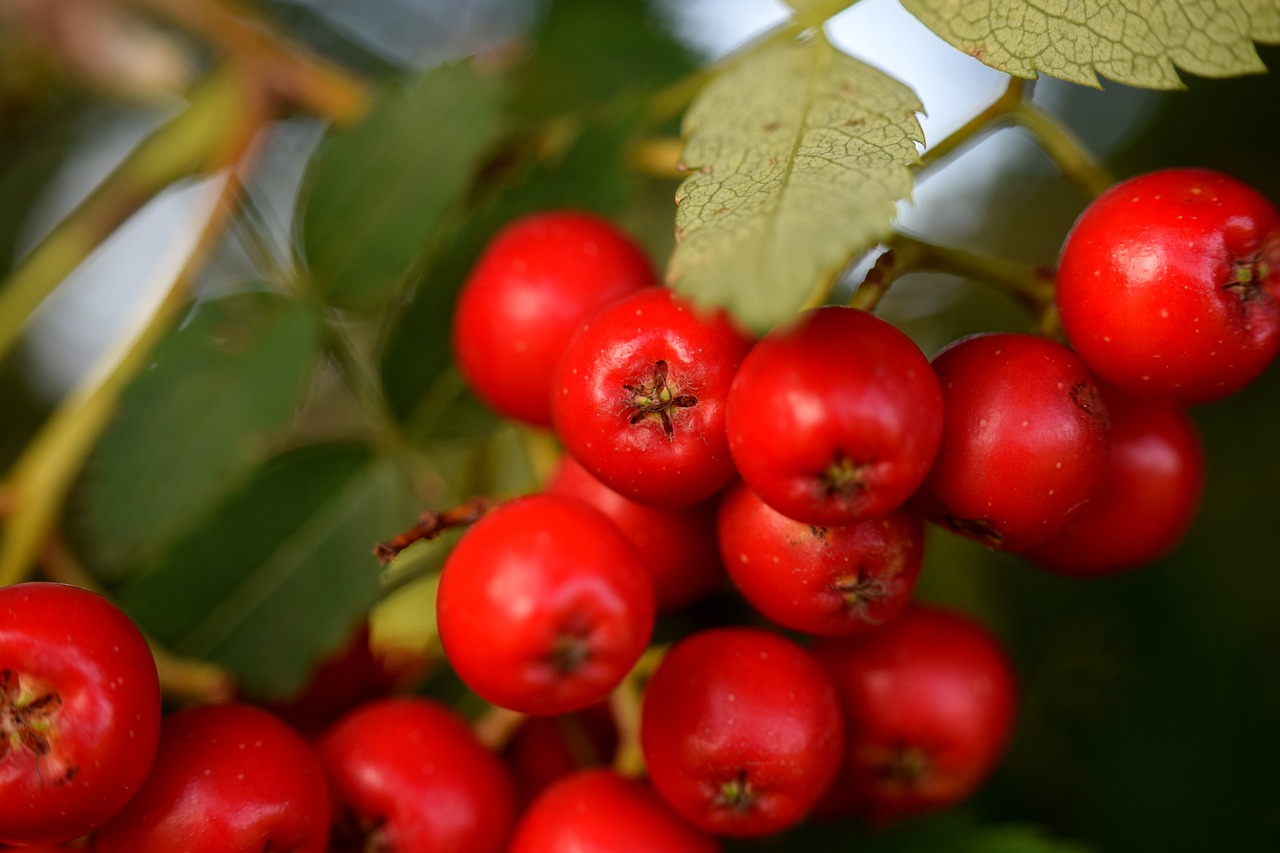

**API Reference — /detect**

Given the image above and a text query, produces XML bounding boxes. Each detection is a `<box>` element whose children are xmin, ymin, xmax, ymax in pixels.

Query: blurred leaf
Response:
<box><xmin>901</xmin><ymin>0</ymin><xmax>1280</xmax><ymax>89</ymax></box>
<box><xmin>113</xmin><ymin>443</ymin><xmax>419</xmax><ymax>697</ymax></box>
<box><xmin>516</xmin><ymin>0</ymin><xmax>695</xmax><ymax>119</ymax></box>
<box><xmin>668</xmin><ymin>33</ymin><xmax>921</xmax><ymax>333</ymax></box>
<box><xmin>730</xmin><ymin>814</ymin><xmax>1091</xmax><ymax>852</ymax></box>
<box><xmin>0</xmin><ymin>95</ymin><xmax>83</xmax><ymax>271</ymax></box>
<box><xmin>299</xmin><ymin>61</ymin><xmax>507</xmax><ymax>308</ymax></box>
<box><xmin>78</xmin><ymin>291</ymin><xmax>320</xmax><ymax>577</ymax></box>
<box><xmin>858</xmin><ymin>815</ymin><xmax>1092</xmax><ymax>853</ymax></box>
<box><xmin>380</xmin><ymin>112</ymin><xmax>644</xmax><ymax>426</ymax></box>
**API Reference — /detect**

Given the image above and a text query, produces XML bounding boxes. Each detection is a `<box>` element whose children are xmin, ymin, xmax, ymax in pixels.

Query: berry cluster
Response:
<box><xmin>2</xmin><ymin>168</ymin><xmax>1276</xmax><ymax>850</ymax></box>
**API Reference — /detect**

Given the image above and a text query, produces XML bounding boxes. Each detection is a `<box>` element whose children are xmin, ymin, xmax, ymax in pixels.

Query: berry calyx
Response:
<box><xmin>725</xmin><ymin>306</ymin><xmax>943</xmax><ymax>526</ymax></box>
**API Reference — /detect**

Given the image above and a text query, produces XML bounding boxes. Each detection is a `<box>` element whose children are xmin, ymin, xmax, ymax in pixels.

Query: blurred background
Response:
<box><xmin>2</xmin><ymin>1</ymin><xmax>1279</xmax><ymax>850</ymax></box>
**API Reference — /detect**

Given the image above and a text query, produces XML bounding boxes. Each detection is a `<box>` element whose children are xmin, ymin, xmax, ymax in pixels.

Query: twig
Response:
<box><xmin>373</xmin><ymin>497</ymin><xmax>495</xmax><ymax>565</ymax></box>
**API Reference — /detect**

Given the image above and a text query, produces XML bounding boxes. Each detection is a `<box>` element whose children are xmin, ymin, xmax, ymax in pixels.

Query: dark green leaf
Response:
<box><xmin>380</xmin><ymin>113</ymin><xmax>644</xmax><ymax>426</ymax></box>
<box><xmin>516</xmin><ymin>0</ymin><xmax>695</xmax><ymax>119</ymax></box>
<box><xmin>79</xmin><ymin>291</ymin><xmax>321</xmax><ymax>577</ymax></box>
<box><xmin>299</xmin><ymin>61</ymin><xmax>507</xmax><ymax>308</ymax></box>
<box><xmin>727</xmin><ymin>814</ymin><xmax>1092</xmax><ymax>852</ymax></box>
<box><xmin>113</xmin><ymin>443</ymin><xmax>420</xmax><ymax>697</ymax></box>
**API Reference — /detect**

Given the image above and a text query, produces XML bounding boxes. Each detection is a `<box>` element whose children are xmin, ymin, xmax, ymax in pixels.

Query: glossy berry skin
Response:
<box><xmin>320</xmin><ymin>697</ymin><xmax>515</xmax><ymax>853</ymax></box>
<box><xmin>552</xmin><ymin>288</ymin><xmax>754</xmax><ymax>507</ymax></box>
<box><xmin>812</xmin><ymin>604</ymin><xmax>1017</xmax><ymax>823</ymax></box>
<box><xmin>726</xmin><ymin>306</ymin><xmax>943</xmax><ymax>526</ymax></box>
<box><xmin>452</xmin><ymin>210</ymin><xmax>657</xmax><ymax>426</ymax></box>
<box><xmin>641</xmin><ymin>628</ymin><xmax>844</xmax><ymax>838</ymax></box>
<box><xmin>437</xmin><ymin>494</ymin><xmax>655</xmax><ymax>715</ymax></box>
<box><xmin>1023</xmin><ymin>386</ymin><xmax>1205</xmax><ymax>575</ymax></box>
<box><xmin>93</xmin><ymin>704</ymin><xmax>329</xmax><ymax>852</ymax></box>
<box><xmin>1056</xmin><ymin>168</ymin><xmax>1280</xmax><ymax>405</ymax></box>
<box><xmin>920</xmin><ymin>332</ymin><xmax>1112</xmax><ymax>550</ymax></box>
<box><xmin>509</xmin><ymin>769</ymin><xmax>720</xmax><ymax>853</ymax></box>
<box><xmin>547</xmin><ymin>455</ymin><xmax>724</xmax><ymax>612</ymax></box>
<box><xmin>0</xmin><ymin>583</ymin><xmax>161</xmax><ymax>846</ymax></box>
<box><xmin>717</xmin><ymin>479</ymin><xmax>923</xmax><ymax>637</ymax></box>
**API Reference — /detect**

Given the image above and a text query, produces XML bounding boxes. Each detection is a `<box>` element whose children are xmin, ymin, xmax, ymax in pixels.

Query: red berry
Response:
<box><xmin>0</xmin><ymin>583</ymin><xmax>161</xmax><ymax>846</ymax></box>
<box><xmin>1056</xmin><ymin>168</ymin><xmax>1280</xmax><ymax>404</ymax></box>
<box><xmin>641</xmin><ymin>628</ymin><xmax>844</xmax><ymax>838</ymax></box>
<box><xmin>551</xmin><ymin>288</ymin><xmax>754</xmax><ymax>507</ymax></box>
<box><xmin>452</xmin><ymin>210</ymin><xmax>657</xmax><ymax>426</ymax></box>
<box><xmin>546</xmin><ymin>455</ymin><xmax>724</xmax><ymax>612</ymax></box>
<box><xmin>812</xmin><ymin>604</ymin><xmax>1017</xmax><ymax>823</ymax></box>
<box><xmin>320</xmin><ymin>697</ymin><xmax>515</xmax><ymax>853</ymax></box>
<box><xmin>1022</xmin><ymin>385</ymin><xmax>1205</xmax><ymax>575</ymax></box>
<box><xmin>503</xmin><ymin>702</ymin><xmax>618</xmax><ymax>806</ymax></box>
<box><xmin>94</xmin><ymin>704</ymin><xmax>329</xmax><ymax>852</ymax></box>
<box><xmin>437</xmin><ymin>494</ymin><xmax>655</xmax><ymax>715</ymax></box>
<box><xmin>717</xmin><ymin>479</ymin><xmax>924</xmax><ymax>636</ymax></box>
<box><xmin>509</xmin><ymin>769</ymin><xmax>719</xmax><ymax>853</ymax></box>
<box><xmin>725</xmin><ymin>306</ymin><xmax>943</xmax><ymax>526</ymax></box>
<box><xmin>919</xmin><ymin>332</ymin><xmax>1112</xmax><ymax>550</ymax></box>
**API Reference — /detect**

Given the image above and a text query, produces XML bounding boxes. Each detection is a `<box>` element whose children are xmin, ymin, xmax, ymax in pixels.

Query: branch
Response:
<box><xmin>373</xmin><ymin>497</ymin><xmax>495</xmax><ymax>565</ymax></box>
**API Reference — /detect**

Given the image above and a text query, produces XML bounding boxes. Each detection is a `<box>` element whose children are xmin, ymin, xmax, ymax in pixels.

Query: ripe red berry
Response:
<box><xmin>320</xmin><ymin>697</ymin><xmax>516</xmax><ymax>853</ymax></box>
<box><xmin>1022</xmin><ymin>385</ymin><xmax>1205</xmax><ymax>575</ymax></box>
<box><xmin>437</xmin><ymin>494</ymin><xmax>655</xmax><ymax>715</ymax></box>
<box><xmin>546</xmin><ymin>455</ymin><xmax>724</xmax><ymax>612</ymax></box>
<box><xmin>502</xmin><ymin>701</ymin><xmax>618</xmax><ymax>806</ymax></box>
<box><xmin>641</xmin><ymin>628</ymin><xmax>844</xmax><ymax>838</ymax></box>
<box><xmin>1056</xmin><ymin>168</ymin><xmax>1280</xmax><ymax>404</ymax></box>
<box><xmin>452</xmin><ymin>210</ymin><xmax>657</xmax><ymax>426</ymax></box>
<box><xmin>508</xmin><ymin>769</ymin><xmax>720</xmax><ymax>853</ymax></box>
<box><xmin>812</xmin><ymin>604</ymin><xmax>1017</xmax><ymax>823</ymax></box>
<box><xmin>94</xmin><ymin>704</ymin><xmax>329</xmax><ymax>852</ymax></box>
<box><xmin>725</xmin><ymin>306</ymin><xmax>943</xmax><ymax>526</ymax></box>
<box><xmin>551</xmin><ymin>288</ymin><xmax>754</xmax><ymax>507</ymax></box>
<box><xmin>919</xmin><ymin>332</ymin><xmax>1112</xmax><ymax>550</ymax></box>
<box><xmin>0</xmin><ymin>583</ymin><xmax>161</xmax><ymax>847</ymax></box>
<box><xmin>717</xmin><ymin>479</ymin><xmax>924</xmax><ymax>636</ymax></box>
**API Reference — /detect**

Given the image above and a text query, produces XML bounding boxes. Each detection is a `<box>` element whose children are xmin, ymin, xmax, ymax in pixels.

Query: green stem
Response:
<box><xmin>915</xmin><ymin>77</ymin><xmax>1027</xmax><ymax>172</ymax></box>
<box><xmin>645</xmin><ymin>0</ymin><xmax>864</xmax><ymax>126</ymax></box>
<box><xmin>610</xmin><ymin>643</ymin><xmax>669</xmax><ymax>778</ymax></box>
<box><xmin>0</xmin><ymin>64</ymin><xmax>259</xmax><ymax>366</ymax></box>
<box><xmin>1007</xmin><ymin>101</ymin><xmax>1113</xmax><ymax>196</ymax></box>
<box><xmin>0</xmin><ymin>175</ymin><xmax>245</xmax><ymax>587</ymax></box>
<box><xmin>851</xmin><ymin>232</ymin><xmax>1056</xmax><ymax>319</ymax></box>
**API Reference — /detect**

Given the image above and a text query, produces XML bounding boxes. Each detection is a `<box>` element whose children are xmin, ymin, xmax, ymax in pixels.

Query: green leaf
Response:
<box><xmin>78</xmin><ymin>291</ymin><xmax>320</xmax><ymax>577</ymax></box>
<box><xmin>516</xmin><ymin>0</ymin><xmax>696</xmax><ymax>119</ymax></box>
<box><xmin>854</xmin><ymin>815</ymin><xmax>1093</xmax><ymax>853</ymax></box>
<box><xmin>901</xmin><ymin>0</ymin><xmax>1280</xmax><ymax>89</ymax></box>
<box><xmin>380</xmin><ymin>114</ymin><xmax>644</xmax><ymax>425</ymax></box>
<box><xmin>668</xmin><ymin>33</ymin><xmax>922</xmax><ymax>333</ymax></box>
<box><xmin>113</xmin><ymin>444</ymin><xmax>419</xmax><ymax>697</ymax></box>
<box><xmin>736</xmin><ymin>813</ymin><xmax>1092</xmax><ymax>852</ymax></box>
<box><xmin>299</xmin><ymin>61</ymin><xmax>507</xmax><ymax>308</ymax></box>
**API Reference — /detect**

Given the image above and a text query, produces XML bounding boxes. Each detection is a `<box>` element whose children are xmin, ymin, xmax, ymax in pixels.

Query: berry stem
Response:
<box><xmin>915</xmin><ymin>76</ymin><xmax>1028</xmax><ymax>173</ymax></box>
<box><xmin>850</xmin><ymin>232</ymin><xmax>1057</xmax><ymax>320</ymax></box>
<box><xmin>473</xmin><ymin>705</ymin><xmax>527</xmax><ymax>751</ymax></box>
<box><xmin>1007</xmin><ymin>101</ymin><xmax>1113</xmax><ymax>197</ymax></box>
<box><xmin>610</xmin><ymin>643</ymin><xmax>669</xmax><ymax>778</ymax></box>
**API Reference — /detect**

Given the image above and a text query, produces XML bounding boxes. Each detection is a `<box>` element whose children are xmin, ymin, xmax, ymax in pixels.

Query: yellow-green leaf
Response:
<box><xmin>668</xmin><ymin>34</ymin><xmax>922</xmax><ymax>332</ymax></box>
<box><xmin>902</xmin><ymin>0</ymin><xmax>1280</xmax><ymax>89</ymax></box>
